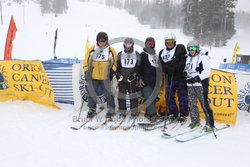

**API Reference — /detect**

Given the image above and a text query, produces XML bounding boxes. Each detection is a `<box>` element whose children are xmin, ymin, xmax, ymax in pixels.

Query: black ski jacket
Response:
<box><xmin>140</xmin><ymin>47</ymin><xmax>160</xmax><ymax>87</ymax></box>
<box><xmin>159</xmin><ymin>44</ymin><xmax>187</xmax><ymax>81</ymax></box>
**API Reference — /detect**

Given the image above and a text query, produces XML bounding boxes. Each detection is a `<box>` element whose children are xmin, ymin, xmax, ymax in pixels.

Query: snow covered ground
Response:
<box><xmin>1</xmin><ymin>1</ymin><xmax>250</xmax><ymax>167</ymax></box>
<box><xmin>1</xmin><ymin>101</ymin><xmax>250</xmax><ymax>167</ymax></box>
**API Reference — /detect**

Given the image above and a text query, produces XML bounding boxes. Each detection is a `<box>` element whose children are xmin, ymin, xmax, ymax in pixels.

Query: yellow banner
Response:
<box><xmin>199</xmin><ymin>70</ymin><xmax>238</xmax><ymax>124</ymax></box>
<box><xmin>232</xmin><ymin>42</ymin><xmax>240</xmax><ymax>64</ymax></box>
<box><xmin>0</xmin><ymin>61</ymin><xmax>60</xmax><ymax>109</ymax></box>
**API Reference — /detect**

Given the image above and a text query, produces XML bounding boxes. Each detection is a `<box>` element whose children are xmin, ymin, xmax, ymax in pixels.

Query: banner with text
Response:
<box><xmin>0</xmin><ymin>61</ymin><xmax>59</xmax><ymax>109</ymax></box>
<box><xmin>199</xmin><ymin>69</ymin><xmax>238</xmax><ymax>124</ymax></box>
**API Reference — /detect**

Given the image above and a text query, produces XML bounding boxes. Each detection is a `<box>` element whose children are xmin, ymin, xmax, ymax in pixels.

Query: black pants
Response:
<box><xmin>202</xmin><ymin>78</ymin><xmax>214</xmax><ymax>127</ymax></box>
<box><xmin>118</xmin><ymin>80</ymin><xmax>138</xmax><ymax>114</ymax></box>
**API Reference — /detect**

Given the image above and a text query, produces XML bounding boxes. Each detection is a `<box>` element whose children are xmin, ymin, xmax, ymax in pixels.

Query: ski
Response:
<box><xmin>87</xmin><ymin>117</ymin><xmax>113</xmax><ymax>130</ymax></box>
<box><xmin>142</xmin><ymin>120</ymin><xmax>173</xmax><ymax>131</ymax></box>
<box><xmin>137</xmin><ymin>118</ymin><xmax>165</xmax><ymax>127</ymax></box>
<box><xmin>122</xmin><ymin>117</ymin><xmax>137</xmax><ymax>131</ymax></box>
<box><xmin>162</xmin><ymin>124</ymin><xmax>202</xmax><ymax>139</ymax></box>
<box><xmin>109</xmin><ymin>115</ymin><xmax>127</xmax><ymax>130</ymax></box>
<box><xmin>142</xmin><ymin>122</ymin><xmax>164</xmax><ymax>131</ymax></box>
<box><xmin>175</xmin><ymin>125</ymin><xmax>230</xmax><ymax>142</ymax></box>
<box><xmin>70</xmin><ymin>110</ymin><xmax>102</xmax><ymax>130</ymax></box>
<box><xmin>161</xmin><ymin>121</ymin><xmax>185</xmax><ymax>134</ymax></box>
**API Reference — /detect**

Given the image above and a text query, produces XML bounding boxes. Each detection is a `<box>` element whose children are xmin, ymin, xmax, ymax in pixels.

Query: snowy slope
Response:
<box><xmin>1</xmin><ymin>1</ymin><xmax>249</xmax><ymax>67</ymax></box>
<box><xmin>1</xmin><ymin>1</ymin><xmax>250</xmax><ymax>167</ymax></box>
<box><xmin>1</xmin><ymin>101</ymin><xmax>250</xmax><ymax>167</ymax></box>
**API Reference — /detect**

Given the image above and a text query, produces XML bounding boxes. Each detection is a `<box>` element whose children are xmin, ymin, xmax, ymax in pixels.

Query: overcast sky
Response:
<box><xmin>236</xmin><ymin>0</ymin><xmax>250</xmax><ymax>12</ymax></box>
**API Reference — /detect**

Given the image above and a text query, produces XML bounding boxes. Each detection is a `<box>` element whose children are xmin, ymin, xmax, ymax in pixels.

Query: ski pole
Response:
<box><xmin>164</xmin><ymin>74</ymin><xmax>173</xmax><ymax>129</ymax></box>
<box><xmin>76</xmin><ymin>100</ymin><xmax>84</xmax><ymax>122</ymax></box>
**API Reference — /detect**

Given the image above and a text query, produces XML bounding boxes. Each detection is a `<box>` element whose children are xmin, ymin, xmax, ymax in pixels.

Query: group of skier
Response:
<box><xmin>83</xmin><ymin>31</ymin><xmax>215</xmax><ymax>132</ymax></box>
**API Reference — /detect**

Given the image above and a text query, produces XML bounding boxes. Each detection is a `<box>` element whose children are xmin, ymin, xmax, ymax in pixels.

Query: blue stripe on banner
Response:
<box><xmin>53</xmin><ymin>86</ymin><xmax>72</xmax><ymax>90</ymax></box>
<box><xmin>54</xmin><ymin>93</ymin><xmax>73</xmax><ymax>95</ymax></box>
<box><xmin>42</xmin><ymin>61</ymin><xmax>76</xmax><ymax>104</ymax></box>
<box><xmin>48</xmin><ymin>77</ymin><xmax>72</xmax><ymax>80</ymax></box>
<box><xmin>51</xmin><ymin>86</ymin><xmax>72</xmax><ymax>88</ymax></box>
<box><xmin>55</xmin><ymin>97</ymin><xmax>74</xmax><ymax>99</ymax></box>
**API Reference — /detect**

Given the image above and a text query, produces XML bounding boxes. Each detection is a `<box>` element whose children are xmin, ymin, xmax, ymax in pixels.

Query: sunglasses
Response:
<box><xmin>187</xmin><ymin>46</ymin><xmax>198</xmax><ymax>51</ymax></box>
<box><xmin>165</xmin><ymin>39</ymin><xmax>175</xmax><ymax>44</ymax></box>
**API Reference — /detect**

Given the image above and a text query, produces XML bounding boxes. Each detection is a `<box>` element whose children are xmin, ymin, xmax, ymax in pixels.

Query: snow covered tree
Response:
<box><xmin>182</xmin><ymin>0</ymin><xmax>200</xmax><ymax>36</ymax></box>
<box><xmin>52</xmin><ymin>0</ymin><xmax>68</xmax><ymax>16</ymax></box>
<box><xmin>40</xmin><ymin>0</ymin><xmax>53</xmax><ymax>14</ymax></box>
<box><xmin>182</xmin><ymin>0</ymin><xmax>237</xmax><ymax>47</ymax></box>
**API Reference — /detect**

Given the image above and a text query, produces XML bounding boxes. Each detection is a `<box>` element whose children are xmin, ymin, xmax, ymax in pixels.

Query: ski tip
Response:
<box><xmin>87</xmin><ymin>127</ymin><xmax>94</xmax><ymax>130</ymax></box>
<box><xmin>162</xmin><ymin>133</ymin><xmax>171</xmax><ymax>137</ymax></box>
<box><xmin>175</xmin><ymin>139</ymin><xmax>186</xmax><ymax>143</ymax></box>
<box><xmin>109</xmin><ymin>127</ymin><xmax>118</xmax><ymax>131</ymax></box>
<box><xmin>70</xmin><ymin>127</ymin><xmax>79</xmax><ymax>130</ymax></box>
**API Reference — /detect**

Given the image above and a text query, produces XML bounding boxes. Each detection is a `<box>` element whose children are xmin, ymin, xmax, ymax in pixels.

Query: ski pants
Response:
<box><xmin>118</xmin><ymin>80</ymin><xmax>138</xmax><ymax>114</ymax></box>
<box><xmin>142</xmin><ymin>86</ymin><xmax>157</xmax><ymax>117</ymax></box>
<box><xmin>166</xmin><ymin>77</ymin><xmax>188</xmax><ymax>118</ymax></box>
<box><xmin>187</xmin><ymin>85</ymin><xmax>210</xmax><ymax>125</ymax></box>
<box><xmin>87</xmin><ymin>79</ymin><xmax>115</xmax><ymax>112</ymax></box>
<box><xmin>202</xmin><ymin>78</ymin><xmax>215</xmax><ymax>127</ymax></box>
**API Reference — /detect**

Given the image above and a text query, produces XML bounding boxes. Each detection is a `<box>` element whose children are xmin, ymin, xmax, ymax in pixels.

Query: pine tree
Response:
<box><xmin>182</xmin><ymin>0</ymin><xmax>237</xmax><ymax>47</ymax></box>
<box><xmin>40</xmin><ymin>0</ymin><xmax>53</xmax><ymax>14</ymax></box>
<box><xmin>52</xmin><ymin>0</ymin><xmax>68</xmax><ymax>16</ymax></box>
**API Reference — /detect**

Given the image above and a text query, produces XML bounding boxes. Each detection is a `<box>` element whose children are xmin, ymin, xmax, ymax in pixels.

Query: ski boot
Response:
<box><xmin>177</xmin><ymin>116</ymin><xmax>187</xmax><ymax>124</ymax></box>
<box><xmin>202</xmin><ymin>125</ymin><xmax>213</xmax><ymax>132</ymax></box>
<box><xmin>87</xmin><ymin>108</ymin><xmax>96</xmax><ymax>118</ymax></box>
<box><xmin>188</xmin><ymin>122</ymin><xmax>201</xmax><ymax>129</ymax></box>
<box><xmin>106</xmin><ymin>109</ymin><xmax>116</xmax><ymax>119</ymax></box>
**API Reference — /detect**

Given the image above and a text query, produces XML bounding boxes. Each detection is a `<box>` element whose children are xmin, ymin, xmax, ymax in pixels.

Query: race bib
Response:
<box><xmin>121</xmin><ymin>51</ymin><xmax>137</xmax><ymax>68</ymax></box>
<box><xmin>148</xmin><ymin>53</ymin><xmax>159</xmax><ymax>67</ymax></box>
<box><xmin>92</xmin><ymin>47</ymin><xmax>109</xmax><ymax>62</ymax></box>
<box><xmin>160</xmin><ymin>46</ymin><xmax>176</xmax><ymax>63</ymax></box>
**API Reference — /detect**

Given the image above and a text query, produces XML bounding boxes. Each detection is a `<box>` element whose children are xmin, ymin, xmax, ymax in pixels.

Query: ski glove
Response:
<box><xmin>187</xmin><ymin>75</ymin><xmax>201</xmax><ymax>84</ymax></box>
<box><xmin>183</xmin><ymin>71</ymin><xmax>188</xmax><ymax>77</ymax></box>
<box><xmin>115</xmin><ymin>73</ymin><xmax>123</xmax><ymax>82</ymax></box>
<box><xmin>127</xmin><ymin>73</ymin><xmax>137</xmax><ymax>83</ymax></box>
<box><xmin>196</xmin><ymin>62</ymin><xmax>204</xmax><ymax>74</ymax></box>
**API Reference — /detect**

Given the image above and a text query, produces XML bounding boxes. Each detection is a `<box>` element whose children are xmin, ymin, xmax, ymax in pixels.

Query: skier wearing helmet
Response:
<box><xmin>185</xmin><ymin>40</ymin><xmax>214</xmax><ymax>132</ymax></box>
<box><xmin>159</xmin><ymin>33</ymin><xmax>188</xmax><ymax>124</ymax></box>
<box><xmin>115</xmin><ymin>37</ymin><xmax>141</xmax><ymax>118</ymax></box>
<box><xmin>83</xmin><ymin>32</ymin><xmax>117</xmax><ymax>119</ymax></box>
<box><xmin>139</xmin><ymin>37</ymin><xmax>161</xmax><ymax>122</ymax></box>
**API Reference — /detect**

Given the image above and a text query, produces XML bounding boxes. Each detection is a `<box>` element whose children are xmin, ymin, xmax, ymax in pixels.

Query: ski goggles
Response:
<box><xmin>124</xmin><ymin>43</ymin><xmax>133</xmax><ymax>48</ymax></box>
<box><xmin>98</xmin><ymin>39</ymin><xmax>107</xmax><ymax>43</ymax></box>
<box><xmin>187</xmin><ymin>46</ymin><xmax>198</xmax><ymax>51</ymax></box>
<box><xmin>165</xmin><ymin>39</ymin><xmax>175</xmax><ymax>44</ymax></box>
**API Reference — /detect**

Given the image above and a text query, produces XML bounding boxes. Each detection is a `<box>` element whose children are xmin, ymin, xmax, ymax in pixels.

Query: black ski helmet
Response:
<box><xmin>145</xmin><ymin>37</ymin><xmax>155</xmax><ymax>48</ymax></box>
<box><xmin>96</xmin><ymin>32</ymin><xmax>108</xmax><ymax>42</ymax></box>
<box><xmin>123</xmin><ymin>37</ymin><xmax>134</xmax><ymax>53</ymax></box>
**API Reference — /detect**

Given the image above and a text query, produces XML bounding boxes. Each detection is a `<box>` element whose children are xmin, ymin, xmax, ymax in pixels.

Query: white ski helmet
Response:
<box><xmin>164</xmin><ymin>33</ymin><xmax>176</xmax><ymax>42</ymax></box>
<box><xmin>187</xmin><ymin>40</ymin><xmax>200</xmax><ymax>51</ymax></box>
